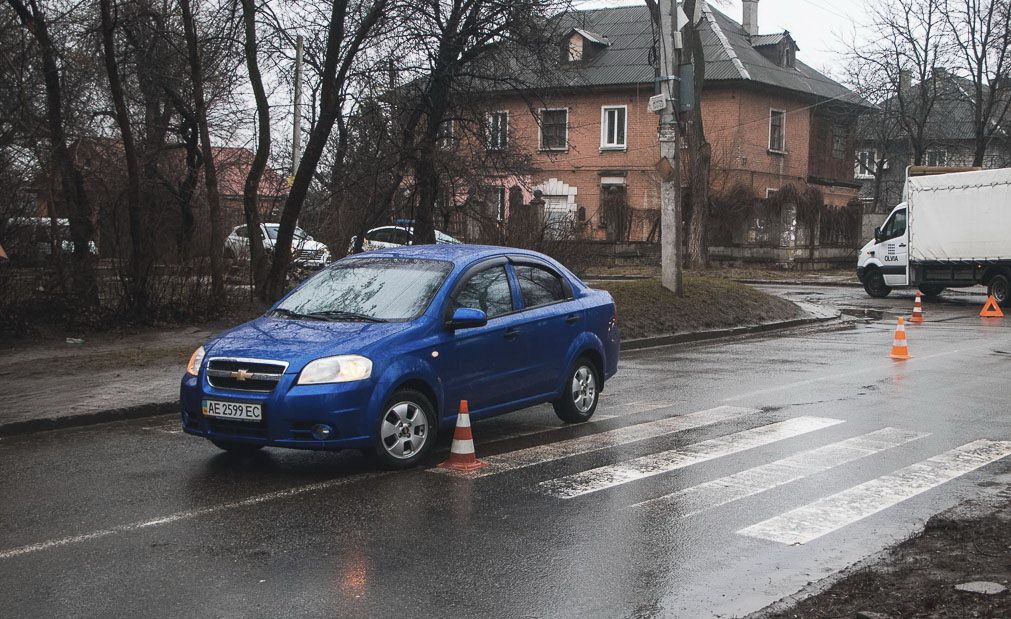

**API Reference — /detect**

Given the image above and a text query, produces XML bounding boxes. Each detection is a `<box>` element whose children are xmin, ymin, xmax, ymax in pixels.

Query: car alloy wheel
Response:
<box><xmin>571</xmin><ymin>365</ymin><xmax>597</xmax><ymax>414</ymax></box>
<box><xmin>380</xmin><ymin>401</ymin><xmax>429</xmax><ymax>460</ymax></box>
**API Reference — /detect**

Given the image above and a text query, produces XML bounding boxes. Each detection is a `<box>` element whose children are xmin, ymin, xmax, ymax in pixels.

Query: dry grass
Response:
<box><xmin>598</xmin><ymin>277</ymin><xmax>804</xmax><ymax>340</ymax></box>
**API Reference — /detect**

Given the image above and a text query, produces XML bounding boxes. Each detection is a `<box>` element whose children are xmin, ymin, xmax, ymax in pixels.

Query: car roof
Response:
<box><xmin>350</xmin><ymin>243</ymin><xmax>549</xmax><ymax>265</ymax></box>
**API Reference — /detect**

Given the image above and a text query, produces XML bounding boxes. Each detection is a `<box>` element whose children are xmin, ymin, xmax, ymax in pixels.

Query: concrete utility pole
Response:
<box><xmin>292</xmin><ymin>35</ymin><xmax>304</xmax><ymax>179</ymax></box>
<box><xmin>657</xmin><ymin>0</ymin><xmax>683</xmax><ymax>295</ymax></box>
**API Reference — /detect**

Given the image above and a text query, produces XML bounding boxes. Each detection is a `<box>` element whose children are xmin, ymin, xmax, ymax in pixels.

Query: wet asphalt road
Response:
<box><xmin>1</xmin><ymin>284</ymin><xmax>1010</xmax><ymax>618</ymax></box>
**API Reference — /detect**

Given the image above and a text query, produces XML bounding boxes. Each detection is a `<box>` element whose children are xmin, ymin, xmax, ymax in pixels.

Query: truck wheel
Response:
<box><xmin>920</xmin><ymin>285</ymin><xmax>945</xmax><ymax>300</ymax></box>
<box><xmin>863</xmin><ymin>269</ymin><xmax>892</xmax><ymax>298</ymax></box>
<box><xmin>989</xmin><ymin>273</ymin><xmax>1010</xmax><ymax>306</ymax></box>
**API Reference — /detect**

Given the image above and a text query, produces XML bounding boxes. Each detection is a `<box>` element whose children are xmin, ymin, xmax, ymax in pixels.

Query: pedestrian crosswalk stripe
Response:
<box><xmin>630</xmin><ymin>427</ymin><xmax>928</xmax><ymax>516</ymax></box>
<box><xmin>538</xmin><ymin>416</ymin><xmax>844</xmax><ymax>499</ymax></box>
<box><xmin>738</xmin><ymin>439</ymin><xmax>1011</xmax><ymax>545</ymax></box>
<box><xmin>431</xmin><ymin>405</ymin><xmax>760</xmax><ymax>478</ymax></box>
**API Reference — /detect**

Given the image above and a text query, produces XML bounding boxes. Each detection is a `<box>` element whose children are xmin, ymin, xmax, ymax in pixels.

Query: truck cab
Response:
<box><xmin>857</xmin><ymin>203</ymin><xmax>908</xmax><ymax>297</ymax></box>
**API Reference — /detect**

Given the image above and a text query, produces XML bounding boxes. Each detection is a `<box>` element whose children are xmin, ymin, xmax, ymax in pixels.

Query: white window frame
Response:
<box><xmin>600</xmin><ymin>105</ymin><xmax>628</xmax><ymax>150</ymax></box>
<box><xmin>925</xmin><ymin>148</ymin><xmax>947</xmax><ymax>167</ymax></box>
<box><xmin>494</xmin><ymin>186</ymin><xmax>506</xmax><ymax>222</ymax></box>
<box><xmin>855</xmin><ymin>149</ymin><xmax>877</xmax><ymax>179</ymax></box>
<box><xmin>486</xmin><ymin>111</ymin><xmax>508</xmax><ymax>151</ymax></box>
<box><xmin>539</xmin><ymin>108</ymin><xmax>569</xmax><ymax>151</ymax></box>
<box><xmin>768</xmin><ymin>108</ymin><xmax>786</xmax><ymax>153</ymax></box>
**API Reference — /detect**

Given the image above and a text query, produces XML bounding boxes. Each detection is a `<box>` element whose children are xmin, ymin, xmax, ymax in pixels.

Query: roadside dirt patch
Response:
<box><xmin>599</xmin><ymin>277</ymin><xmax>804</xmax><ymax>340</ymax></box>
<box><xmin>767</xmin><ymin>484</ymin><xmax>1011</xmax><ymax>619</ymax></box>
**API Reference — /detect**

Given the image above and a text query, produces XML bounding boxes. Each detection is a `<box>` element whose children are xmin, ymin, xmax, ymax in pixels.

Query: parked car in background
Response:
<box><xmin>3</xmin><ymin>217</ymin><xmax>98</xmax><ymax>262</ymax></box>
<box><xmin>181</xmin><ymin>245</ymin><xmax>620</xmax><ymax>468</ymax></box>
<box><xmin>348</xmin><ymin>225</ymin><xmax>461</xmax><ymax>254</ymax></box>
<box><xmin>225</xmin><ymin>223</ymin><xmax>331</xmax><ymax>269</ymax></box>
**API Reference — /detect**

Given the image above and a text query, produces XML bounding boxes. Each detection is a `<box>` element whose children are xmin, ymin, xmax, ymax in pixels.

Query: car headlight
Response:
<box><xmin>186</xmin><ymin>345</ymin><xmax>206</xmax><ymax>376</ymax></box>
<box><xmin>298</xmin><ymin>355</ymin><xmax>372</xmax><ymax>385</ymax></box>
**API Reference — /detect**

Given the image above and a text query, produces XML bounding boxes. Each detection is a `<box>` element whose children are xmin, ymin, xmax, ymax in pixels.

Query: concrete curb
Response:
<box><xmin>0</xmin><ymin>311</ymin><xmax>841</xmax><ymax>438</ymax></box>
<box><xmin>736</xmin><ymin>278</ymin><xmax>862</xmax><ymax>288</ymax></box>
<box><xmin>622</xmin><ymin>312</ymin><xmax>841</xmax><ymax>351</ymax></box>
<box><xmin>0</xmin><ymin>401</ymin><xmax>178</xmax><ymax>438</ymax></box>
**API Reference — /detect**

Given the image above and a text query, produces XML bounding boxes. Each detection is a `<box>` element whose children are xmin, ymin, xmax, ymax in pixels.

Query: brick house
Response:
<box><xmin>478</xmin><ymin>2</ymin><xmax>867</xmax><ymax>259</ymax></box>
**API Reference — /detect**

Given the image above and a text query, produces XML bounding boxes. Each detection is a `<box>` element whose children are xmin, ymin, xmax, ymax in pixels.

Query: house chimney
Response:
<box><xmin>743</xmin><ymin>0</ymin><xmax>759</xmax><ymax>36</ymax></box>
<box><xmin>899</xmin><ymin>69</ymin><xmax>911</xmax><ymax>91</ymax></box>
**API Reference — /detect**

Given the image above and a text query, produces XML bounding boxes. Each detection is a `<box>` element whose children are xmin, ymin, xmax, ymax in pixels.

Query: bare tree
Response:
<box><xmin>262</xmin><ymin>0</ymin><xmax>391</xmax><ymax>301</ymax></box>
<box><xmin>180</xmin><ymin>0</ymin><xmax>225</xmax><ymax>297</ymax></box>
<box><xmin>6</xmin><ymin>0</ymin><xmax>99</xmax><ymax>303</ymax></box>
<box><xmin>944</xmin><ymin>0</ymin><xmax>1011</xmax><ymax>166</ymax></box>
<box><xmin>682</xmin><ymin>0</ymin><xmax>710</xmax><ymax>269</ymax></box>
<box><xmin>238</xmin><ymin>0</ymin><xmax>270</xmax><ymax>295</ymax></box>
<box><xmin>859</xmin><ymin>0</ymin><xmax>951</xmax><ymax>165</ymax></box>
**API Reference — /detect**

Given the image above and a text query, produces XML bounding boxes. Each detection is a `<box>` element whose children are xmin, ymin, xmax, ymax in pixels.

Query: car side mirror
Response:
<box><xmin>874</xmin><ymin>226</ymin><xmax>882</xmax><ymax>242</ymax></box>
<box><xmin>446</xmin><ymin>307</ymin><xmax>487</xmax><ymax>330</ymax></box>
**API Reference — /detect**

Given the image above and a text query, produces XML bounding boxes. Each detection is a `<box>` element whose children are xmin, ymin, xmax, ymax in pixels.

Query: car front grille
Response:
<box><xmin>206</xmin><ymin>358</ymin><xmax>287</xmax><ymax>393</ymax></box>
<box><xmin>207</xmin><ymin>418</ymin><xmax>268</xmax><ymax>438</ymax></box>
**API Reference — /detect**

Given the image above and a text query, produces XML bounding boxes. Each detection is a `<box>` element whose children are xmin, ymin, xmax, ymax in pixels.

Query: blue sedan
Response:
<box><xmin>180</xmin><ymin>245</ymin><xmax>620</xmax><ymax>468</ymax></box>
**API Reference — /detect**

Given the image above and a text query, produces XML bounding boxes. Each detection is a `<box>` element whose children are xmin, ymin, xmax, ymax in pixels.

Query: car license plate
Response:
<box><xmin>202</xmin><ymin>400</ymin><xmax>262</xmax><ymax>422</ymax></box>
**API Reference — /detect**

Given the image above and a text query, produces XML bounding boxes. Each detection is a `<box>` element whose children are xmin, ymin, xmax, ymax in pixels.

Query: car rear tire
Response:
<box><xmin>211</xmin><ymin>440</ymin><xmax>264</xmax><ymax>456</ymax></box>
<box><xmin>372</xmin><ymin>389</ymin><xmax>437</xmax><ymax>469</ymax></box>
<box><xmin>553</xmin><ymin>357</ymin><xmax>600</xmax><ymax>424</ymax></box>
<box><xmin>863</xmin><ymin>269</ymin><xmax>892</xmax><ymax>298</ymax></box>
<box><xmin>989</xmin><ymin>273</ymin><xmax>1010</xmax><ymax>306</ymax></box>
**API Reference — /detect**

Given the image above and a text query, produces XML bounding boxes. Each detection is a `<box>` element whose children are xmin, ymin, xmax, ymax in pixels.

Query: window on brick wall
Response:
<box><xmin>486</xmin><ymin>111</ymin><xmax>508</xmax><ymax>150</ymax></box>
<box><xmin>832</xmin><ymin>125</ymin><xmax>847</xmax><ymax>160</ymax></box>
<box><xmin>769</xmin><ymin>109</ymin><xmax>786</xmax><ymax>152</ymax></box>
<box><xmin>540</xmin><ymin>109</ymin><xmax>568</xmax><ymax>150</ymax></box>
<box><xmin>600</xmin><ymin>106</ymin><xmax>627</xmax><ymax>149</ymax></box>
<box><xmin>855</xmin><ymin>150</ymin><xmax>876</xmax><ymax>178</ymax></box>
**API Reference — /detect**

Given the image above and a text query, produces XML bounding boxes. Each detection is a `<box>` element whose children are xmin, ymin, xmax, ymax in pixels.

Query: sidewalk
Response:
<box><xmin>0</xmin><ymin>326</ymin><xmax>212</xmax><ymax>435</ymax></box>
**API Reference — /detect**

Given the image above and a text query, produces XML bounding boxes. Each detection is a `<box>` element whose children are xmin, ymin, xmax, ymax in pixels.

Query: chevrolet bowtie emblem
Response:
<box><xmin>231</xmin><ymin>369</ymin><xmax>252</xmax><ymax>381</ymax></box>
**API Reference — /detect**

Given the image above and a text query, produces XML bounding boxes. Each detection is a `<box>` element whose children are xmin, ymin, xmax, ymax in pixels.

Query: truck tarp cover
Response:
<box><xmin>908</xmin><ymin>168</ymin><xmax>1011</xmax><ymax>262</ymax></box>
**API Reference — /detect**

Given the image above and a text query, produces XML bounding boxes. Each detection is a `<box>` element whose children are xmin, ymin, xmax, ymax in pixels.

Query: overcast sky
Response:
<box><xmin>576</xmin><ymin>0</ymin><xmax>869</xmax><ymax>78</ymax></box>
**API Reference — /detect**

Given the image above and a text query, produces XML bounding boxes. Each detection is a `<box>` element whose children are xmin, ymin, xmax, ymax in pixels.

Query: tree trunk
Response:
<box><xmin>181</xmin><ymin>0</ymin><xmax>226</xmax><ymax>296</ymax></box>
<box><xmin>7</xmin><ymin>0</ymin><xmax>98</xmax><ymax>304</ymax></box>
<box><xmin>100</xmin><ymin>0</ymin><xmax>149</xmax><ymax>315</ymax></box>
<box><xmin>683</xmin><ymin>0</ymin><xmax>710</xmax><ymax>269</ymax></box>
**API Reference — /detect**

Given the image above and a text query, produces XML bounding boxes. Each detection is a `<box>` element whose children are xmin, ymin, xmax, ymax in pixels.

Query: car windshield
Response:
<box><xmin>262</xmin><ymin>226</ymin><xmax>307</xmax><ymax>241</ymax></box>
<box><xmin>271</xmin><ymin>258</ymin><xmax>452</xmax><ymax>322</ymax></box>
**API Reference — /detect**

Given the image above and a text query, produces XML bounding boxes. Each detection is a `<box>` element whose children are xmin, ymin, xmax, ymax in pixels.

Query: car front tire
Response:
<box><xmin>553</xmin><ymin>357</ymin><xmax>600</xmax><ymax>423</ymax></box>
<box><xmin>372</xmin><ymin>388</ymin><xmax>437</xmax><ymax>469</ymax></box>
<box><xmin>863</xmin><ymin>269</ymin><xmax>892</xmax><ymax>298</ymax></box>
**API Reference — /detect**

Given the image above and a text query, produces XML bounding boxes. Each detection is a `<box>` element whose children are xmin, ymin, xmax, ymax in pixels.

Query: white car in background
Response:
<box><xmin>348</xmin><ymin>225</ymin><xmax>461</xmax><ymax>254</ymax></box>
<box><xmin>225</xmin><ymin>223</ymin><xmax>331</xmax><ymax>269</ymax></box>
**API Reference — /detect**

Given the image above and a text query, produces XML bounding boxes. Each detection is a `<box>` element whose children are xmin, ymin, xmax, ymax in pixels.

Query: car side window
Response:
<box><xmin>234</xmin><ymin>226</ymin><xmax>247</xmax><ymax>239</ymax></box>
<box><xmin>390</xmin><ymin>229</ymin><xmax>411</xmax><ymax>245</ymax></box>
<box><xmin>515</xmin><ymin>264</ymin><xmax>568</xmax><ymax>308</ymax></box>
<box><xmin>881</xmin><ymin>209</ymin><xmax>906</xmax><ymax>240</ymax></box>
<box><xmin>365</xmin><ymin>229</ymin><xmax>381</xmax><ymax>242</ymax></box>
<box><xmin>451</xmin><ymin>265</ymin><xmax>513</xmax><ymax>318</ymax></box>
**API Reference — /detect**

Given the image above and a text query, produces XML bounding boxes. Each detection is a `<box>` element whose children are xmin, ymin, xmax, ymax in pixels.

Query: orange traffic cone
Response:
<box><xmin>910</xmin><ymin>291</ymin><xmax>925</xmax><ymax>324</ymax></box>
<box><xmin>437</xmin><ymin>400</ymin><xmax>487</xmax><ymax>472</ymax></box>
<box><xmin>980</xmin><ymin>295</ymin><xmax>1004</xmax><ymax>318</ymax></box>
<box><xmin>890</xmin><ymin>317</ymin><xmax>911</xmax><ymax>360</ymax></box>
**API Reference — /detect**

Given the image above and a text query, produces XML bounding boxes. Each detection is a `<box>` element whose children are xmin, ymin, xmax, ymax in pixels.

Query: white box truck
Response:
<box><xmin>857</xmin><ymin>167</ymin><xmax>1011</xmax><ymax>304</ymax></box>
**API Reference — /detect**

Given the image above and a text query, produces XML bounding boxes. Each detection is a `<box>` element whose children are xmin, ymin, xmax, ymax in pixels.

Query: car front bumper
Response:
<box><xmin>179</xmin><ymin>373</ymin><xmax>375</xmax><ymax>450</ymax></box>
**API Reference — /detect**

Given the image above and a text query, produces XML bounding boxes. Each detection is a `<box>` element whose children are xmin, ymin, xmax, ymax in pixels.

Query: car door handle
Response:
<box><xmin>504</xmin><ymin>328</ymin><xmax>520</xmax><ymax>340</ymax></box>
<box><xmin>565</xmin><ymin>314</ymin><xmax>579</xmax><ymax>325</ymax></box>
